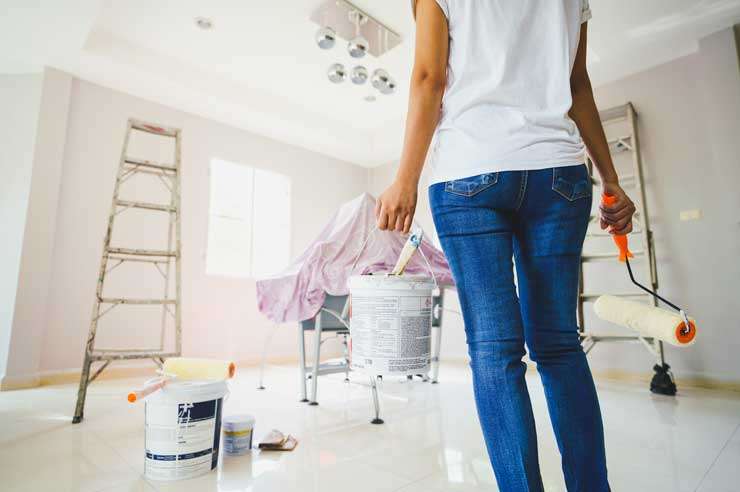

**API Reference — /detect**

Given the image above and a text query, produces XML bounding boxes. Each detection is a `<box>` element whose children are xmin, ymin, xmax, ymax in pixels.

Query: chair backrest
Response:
<box><xmin>300</xmin><ymin>294</ymin><xmax>349</xmax><ymax>331</ymax></box>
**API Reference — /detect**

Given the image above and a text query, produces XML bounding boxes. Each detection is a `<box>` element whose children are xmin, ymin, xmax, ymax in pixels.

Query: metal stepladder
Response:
<box><xmin>578</xmin><ymin>103</ymin><xmax>677</xmax><ymax>396</ymax></box>
<box><xmin>72</xmin><ymin>119</ymin><xmax>182</xmax><ymax>423</ymax></box>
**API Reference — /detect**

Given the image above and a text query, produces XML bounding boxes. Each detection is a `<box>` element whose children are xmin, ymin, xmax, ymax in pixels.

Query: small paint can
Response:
<box><xmin>222</xmin><ymin>414</ymin><xmax>255</xmax><ymax>456</ymax></box>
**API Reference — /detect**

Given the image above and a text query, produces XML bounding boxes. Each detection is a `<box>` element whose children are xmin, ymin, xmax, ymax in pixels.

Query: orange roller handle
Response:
<box><xmin>601</xmin><ymin>194</ymin><xmax>633</xmax><ymax>262</ymax></box>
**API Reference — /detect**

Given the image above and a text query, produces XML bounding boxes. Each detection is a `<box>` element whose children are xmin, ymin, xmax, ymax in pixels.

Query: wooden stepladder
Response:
<box><xmin>577</xmin><ymin>103</ymin><xmax>676</xmax><ymax>395</ymax></box>
<box><xmin>73</xmin><ymin>119</ymin><xmax>182</xmax><ymax>423</ymax></box>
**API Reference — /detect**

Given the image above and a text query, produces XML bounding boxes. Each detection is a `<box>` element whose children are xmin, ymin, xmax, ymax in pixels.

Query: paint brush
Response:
<box><xmin>390</xmin><ymin>230</ymin><xmax>423</xmax><ymax>276</ymax></box>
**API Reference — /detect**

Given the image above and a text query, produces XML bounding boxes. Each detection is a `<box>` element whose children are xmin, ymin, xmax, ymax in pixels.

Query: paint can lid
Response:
<box><xmin>223</xmin><ymin>414</ymin><xmax>255</xmax><ymax>431</ymax></box>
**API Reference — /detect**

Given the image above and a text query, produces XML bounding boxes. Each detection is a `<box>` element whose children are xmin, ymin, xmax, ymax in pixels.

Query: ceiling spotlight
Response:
<box><xmin>327</xmin><ymin>63</ymin><xmax>347</xmax><ymax>83</ymax></box>
<box><xmin>351</xmin><ymin>65</ymin><xmax>368</xmax><ymax>85</ymax></box>
<box><xmin>348</xmin><ymin>36</ymin><xmax>368</xmax><ymax>58</ymax></box>
<box><xmin>315</xmin><ymin>26</ymin><xmax>336</xmax><ymax>50</ymax></box>
<box><xmin>194</xmin><ymin>17</ymin><xmax>213</xmax><ymax>30</ymax></box>
<box><xmin>347</xmin><ymin>10</ymin><xmax>368</xmax><ymax>58</ymax></box>
<box><xmin>371</xmin><ymin>69</ymin><xmax>396</xmax><ymax>95</ymax></box>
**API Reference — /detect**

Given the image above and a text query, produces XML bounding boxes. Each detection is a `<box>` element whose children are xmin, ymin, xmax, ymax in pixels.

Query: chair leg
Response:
<box><xmin>309</xmin><ymin>316</ymin><xmax>322</xmax><ymax>406</ymax></box>
<box><xmin>343</xmin><ymin>334</ymin><xmax>350</xmax><ymax>383</ymax></box>
<box><xmin>257</xmin><ymin>324</ymin><xmax>277</xmax><ymax>390</ymax></box>
<box><xmin>370</xmin><ymin>376</ymin><xmax>383</xmax><ymax>424</ymax></box>
<box><xmin>298</xmin><ymin>324</ymin><xmax>308</xmax><ymax>402</ymax></box>
<box><xmin>431</xmin><ymin>324</ymin><xmax>442</xmax><ymax>384</ymax></box>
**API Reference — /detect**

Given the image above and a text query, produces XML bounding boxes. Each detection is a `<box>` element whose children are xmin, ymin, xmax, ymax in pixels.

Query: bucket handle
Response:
<box><xmin>350</xmin><ymin>224</ymin><xmax>438</xmax><ymax>289</ymax></box>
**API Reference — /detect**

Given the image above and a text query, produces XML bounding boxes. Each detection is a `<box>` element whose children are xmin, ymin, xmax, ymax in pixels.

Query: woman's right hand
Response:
<box><xmin>600</xmin><ymin>182</ymin><xmax>636</xmax><ymax>235</ymax></box>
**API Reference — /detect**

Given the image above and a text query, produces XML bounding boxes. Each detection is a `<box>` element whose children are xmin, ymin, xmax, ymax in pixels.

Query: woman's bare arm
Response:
<box><xmin>569</xmin><ymin>23</ymin><xmax>636</xmax><ymax>235</ymax></box>
<box><xmin>376</xmin><ymin>0</ymin><xmax>449</xmax><ymax>233</ymax></box>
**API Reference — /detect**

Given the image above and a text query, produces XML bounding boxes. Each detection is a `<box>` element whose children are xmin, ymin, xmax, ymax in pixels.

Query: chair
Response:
<box><xmin>298</xmin><ymin>294</ymin><xmax>351</xmax><ymax>405</ymax></box>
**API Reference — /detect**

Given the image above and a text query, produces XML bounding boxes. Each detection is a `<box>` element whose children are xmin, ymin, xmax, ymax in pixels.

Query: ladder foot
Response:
<box><xmin>650</xmin><ymin>363</ymin><xmax>677</xmax><ymax>396</ymax></box>
<box><xmin>371</xmin><ymin>418</ymin><xmax>384</xmax><ymax>425</ymax></box>
<box><xmin>72</xmin><ymin>415</ymin><xmax>83</xmax><ymax>424</ymax></box>
<box><xmin>308</xmin><ymin>401</ymin><xmax>319</xmax><ymax>406</ymax></box>
<box><xmin>299</xmin><ymin>398</ymin><xmax>309</xmax><ymax>403</ymax></box>
<box><xmin>257</xmin><ymin>385</ymin><xmax>266</xmax><ymax>390</ymax></box>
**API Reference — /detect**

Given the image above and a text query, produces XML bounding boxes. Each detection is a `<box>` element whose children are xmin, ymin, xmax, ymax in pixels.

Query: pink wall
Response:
<box><xmin>6</xmin><ymin>75</ymin><xmax>367</xmax><ymax>380</ymax></box>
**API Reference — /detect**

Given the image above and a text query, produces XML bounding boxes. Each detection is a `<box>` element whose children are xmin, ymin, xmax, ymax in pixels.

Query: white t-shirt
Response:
<box><xmin>426</xmin><ymin>0</ymin><xmax>592</xmax><ymax>185</ymax></box>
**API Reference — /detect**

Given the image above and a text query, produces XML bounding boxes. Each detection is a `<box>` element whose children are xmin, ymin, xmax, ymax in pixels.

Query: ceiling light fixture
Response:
<box><xmin>316</xmin><ymin>26</ymin><xmax>336</xmax><ymax>49</ymax></box>
<box><xmin>371</xmin><ymin>68</ymin><xmax>396</xmax><ymax>95</ymax></box>
<box><xmin>195</xmin><ymin>17</ymin><xmax>213</xmax><ymax>30</ymax></box>
<box><xmin>347</xmin><ymin>10</ymin><xmax>368</xmax><ymax>58</ymax></box>
<box><xmin>350</xmin><ymin>65</ymin><xmax>368</xmax><ymax>85</ymax></box>
<box><xmin>327</xmin><ymin>63</ymin><xmax>347</xmax><ymax>83</ymax></box>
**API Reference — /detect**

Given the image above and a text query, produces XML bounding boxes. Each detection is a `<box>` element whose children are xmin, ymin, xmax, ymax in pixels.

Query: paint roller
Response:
<box><xmin>592</xmin><ymin>194</ymin><xmax>697</xmax><ymax>347</ymax></box>
<box><xmin>128</xmin><ymin>357</ymin><xmax>236</xmax><ymax>403</ymax></box>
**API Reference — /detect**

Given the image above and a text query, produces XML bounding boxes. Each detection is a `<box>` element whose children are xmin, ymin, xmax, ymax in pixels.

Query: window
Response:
<box><xmin>206</xmin><ymin>159</ymin><xmax>291</xmax><ymax>278</ymax></box>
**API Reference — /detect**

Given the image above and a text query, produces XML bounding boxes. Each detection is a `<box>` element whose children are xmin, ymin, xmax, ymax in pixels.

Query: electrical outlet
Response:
<box><xmin>679</xmin><ymin>209</ymin><xmax>702</xmax><ymax>221</ymax></box>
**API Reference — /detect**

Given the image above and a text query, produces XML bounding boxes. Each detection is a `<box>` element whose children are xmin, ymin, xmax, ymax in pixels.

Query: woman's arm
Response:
<box><xmin>570</xmin><ymin>23</ymin><xmax>636</xmax><ymax>235</ymax></box>
<box><xmin>376</xmin><ymin>0</ymin><xmax>449</xmax><ymax>233</ymax></box>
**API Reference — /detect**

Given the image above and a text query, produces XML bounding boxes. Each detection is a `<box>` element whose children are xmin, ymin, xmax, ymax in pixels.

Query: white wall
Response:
<box><xmin>3</xmin><ymin>69</ymin><xmax>72</xmax><ymax>387</ymax></box>
<box><xmin>0</xmin><ymin>73</ymin><xmax>43</xmax><ymax>379</ymax></box>
<box><xmin>368</xmin><ymin>27</ymin><xmax>740</xmax><ymax>385</ymax></box>
<box><xmin>27</xmin><ymin>77</ymin><xmax>368</xmax><ymax>375</ymax></box>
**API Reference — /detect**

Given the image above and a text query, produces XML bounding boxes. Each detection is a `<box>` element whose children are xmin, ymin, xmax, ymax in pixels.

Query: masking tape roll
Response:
<box><xmin>593</xmin><ymin>295</ymin><xmax>696</xmax><ymax>347</ymax></box>
<box><xmin>162</xmin><ymin>357</ymin><xmax>236</xmax><ymax>380</ymax></box>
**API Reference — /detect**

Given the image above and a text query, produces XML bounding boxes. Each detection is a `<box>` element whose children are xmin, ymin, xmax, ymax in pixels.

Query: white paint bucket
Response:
<box><xmin>222</xmin><ymin>414</ymin><xmax>255</xmax><ymax>456</ymax></box>
<box><xmin>349</xmin><ymin>274</ymin><xmax>435</xmax><ymax>375</ymax></box>
<box><xmin>144</xmin><ymin>379</ymin><xmax>228</xmax><ymax>481</ymax></box>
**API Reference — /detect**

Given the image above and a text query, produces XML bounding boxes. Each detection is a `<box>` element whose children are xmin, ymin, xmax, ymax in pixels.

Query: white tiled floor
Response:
<box><xmin>1</xmin><ymin>363</ymin><xmax>739</xmax><ymax>492</ymax></box>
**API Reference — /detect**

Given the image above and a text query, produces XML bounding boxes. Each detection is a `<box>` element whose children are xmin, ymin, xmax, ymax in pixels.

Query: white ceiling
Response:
<box><xmin>2</xmin><ymin>0</ymin><xmax>740</xmax><ymax>167</ymax></box>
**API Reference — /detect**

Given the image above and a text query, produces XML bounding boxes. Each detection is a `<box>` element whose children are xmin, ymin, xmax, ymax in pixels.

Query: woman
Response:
<box><xmin>376</xmin><ymin>1</ymin><xmax>635</xmax><ymax>491</ymax></box>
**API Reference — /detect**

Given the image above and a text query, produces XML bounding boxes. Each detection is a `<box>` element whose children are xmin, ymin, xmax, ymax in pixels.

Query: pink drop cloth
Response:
<box><xmin>256</xmin><ymin>193</ymin><xmax>454</xmax><ymax>323</ymax></box>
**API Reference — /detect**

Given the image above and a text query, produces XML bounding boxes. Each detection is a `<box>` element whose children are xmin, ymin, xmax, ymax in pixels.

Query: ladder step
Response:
<box><xmin>90</xmin><ymin>351</ymin><xmax>180</xmax><ymax>362</ymax></box>
<box><xmin>106</xmin><ymin>247</ymin><xmax>177</xmax><ymax>257</ymax></box>
<box><xmin>130</xmin><ymin>119</ymin><xmax>178</xmax><ymax>137</ymax></box>
<box><xmin>579</xmin><ymin>333</ymin><xmax>652</xmax><ymax>342</ymax></box>
<box><xmin>586</xmin><ymin>229</ymin><xmax>643</xmax><ymax>237</ymax></box>
<box><xmin>99</xmin><ymin>297</ymin><xmax>177</xmax><ymax>305</ymax></box>
<box><xmin>115</xmin><ymin>199</ymin><xmax>176</xmax><ymax>213</ymax></box>
<box><xmin>581</xmin><ymin>250</ymin><xmax>644</xmax><ymax>262</ymax></box>
<box><xmin>580</xmin><ymin>292</ymin><xmax>652</xmax><ymax>301</ymax></box>
<box><xmin>123</xmin><ymin>157</ymin><xmax>177</xmax><ymax>173</ymax></box>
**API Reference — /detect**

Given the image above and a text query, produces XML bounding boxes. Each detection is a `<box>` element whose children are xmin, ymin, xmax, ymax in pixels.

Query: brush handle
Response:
<box><xmin>128</xmin><ymin>378</ymin><xmax>167</xmax><ymax>403</ymax></box>
<box><xmin>601</xmin><ymin>194</ymin><xmax>633</xmax><ymax>262</ymax></box>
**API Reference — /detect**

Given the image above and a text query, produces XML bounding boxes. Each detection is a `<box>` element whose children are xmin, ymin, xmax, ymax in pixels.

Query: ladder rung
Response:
<box><xmin>99</xmin><ymin>297</ymin><xmax>176</xmax><ymax>305</ymax></box>
<box><xmin>586</xmin><ymin>229</ymin><xmax>643</xmax><ymax>237</ymax></box>
<box><xmin>107</xmin><ymin>255</ymin><xmax>171</xmax><ymax>264</ymax></box>
<box><xmin>123</xmin><ymin>157</ymin><xmax>177</xmax><ymax>172</ymax></box>
<box><xmin>130</xmin><ymin>119</ymin><xmax>178</xmax><ymax>137</ymax></box>
<box><xmin>106</xmin><ymin>247</ymin><xmax>177</xmax><ymax>257</ymax></box>
<box><xmin>90</xmin><ymin>351</ymin><xmax>179</xmax><ymax>362</ymax></box>
<box><xmin>115</xmin><ymin>199</ymin><xmax>176</xmax><ymax>213</ymax></box>
<box><xmin>579</xmin><ymin>333</ymin><xmax>652</xmax><ymax>342</ymax></box>
<box><xmin>580</xmin><ymin>292</ymin><xmax>652</xmax><ymax>301</ymax></box>
<box><xmin>581</xmin><ymin>250</ymin><xmax>644</xmax><ymax>262</ymax></box>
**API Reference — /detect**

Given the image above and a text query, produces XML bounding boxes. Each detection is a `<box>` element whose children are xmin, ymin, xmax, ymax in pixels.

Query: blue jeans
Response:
<box><xmin>429</xmin><ymin>165</ymin><xmax>609</xmax><ymax>492</ymax></box>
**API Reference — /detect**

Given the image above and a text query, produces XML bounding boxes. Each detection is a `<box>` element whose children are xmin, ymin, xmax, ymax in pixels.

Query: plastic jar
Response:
<box><xmin>222</xmin><ymin>414</ymin><xmax>255</xmax><ymax>456</ymax></box>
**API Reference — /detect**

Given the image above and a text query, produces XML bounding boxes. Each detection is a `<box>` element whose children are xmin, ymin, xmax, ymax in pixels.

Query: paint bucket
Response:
<box><xmin>349</xmin><ymin>274</ymin><xmax>435</xmax><ymax>375</ymax></box>
<box><xmin>144</xmin><ymin>379</ymin><xmax>228</xmax><ymax>481</ymax></box>
<box><xmin>222</xmin><ymin>414</ymin><xmax>255</xmax><ymax>456</ymax></box>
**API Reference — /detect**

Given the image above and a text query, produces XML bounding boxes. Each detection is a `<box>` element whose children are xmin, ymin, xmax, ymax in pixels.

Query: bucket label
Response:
<box><xmin>350</xmin><ymin>293</ymin><xmax>432</xmax><ymax>374</ymax></box>
<box><xmin>145</xmin><ymin>397</ymin><xmax>223</xmax><ymax>481</ymax></box>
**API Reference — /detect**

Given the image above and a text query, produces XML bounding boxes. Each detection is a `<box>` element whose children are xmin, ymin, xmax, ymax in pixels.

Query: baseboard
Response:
<box><xmin>0</xmin><ymin>373</ymin><xmax>41</xmax><ymax>391</ymax></box>
<box><xmin>0</xmin><ymin>355</ymin><xmax>301</xmax><ymax>390</ymax></box>
<box><xmin>4</xmin><ymin>357</ymin><xmax>739</xmax><ymax>394</ymax></box>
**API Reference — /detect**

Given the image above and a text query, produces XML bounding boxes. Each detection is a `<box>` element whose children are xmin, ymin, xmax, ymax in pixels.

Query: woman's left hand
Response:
<box><xmin>376</xmin><ymin>179</ymin><xmax>418</xmax><ymax>233</ymax></box>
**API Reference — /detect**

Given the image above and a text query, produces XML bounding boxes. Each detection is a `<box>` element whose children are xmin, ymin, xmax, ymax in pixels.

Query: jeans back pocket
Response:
<box><xmin>552</xmin><ymin>165</ymin><xmax>592</xmax><ymax>201</ymax></box>
<box><xmin>444</xmin><ymin>172</ymin><xmax>499</xmax><ymax>197</ymax></box>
